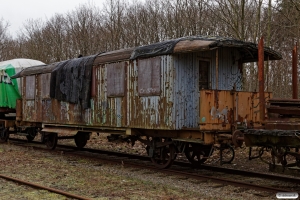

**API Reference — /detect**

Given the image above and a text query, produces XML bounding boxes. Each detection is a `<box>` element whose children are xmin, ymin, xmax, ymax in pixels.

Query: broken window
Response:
<box><xmin>138</xmin><ymin>57</ymin><xmax>161</xmax><ymax>96</ymax></box>
<box><xmin>107</xmin><ymin>62</ymin><xmax>125</xmax><ymax>97</ymax></box>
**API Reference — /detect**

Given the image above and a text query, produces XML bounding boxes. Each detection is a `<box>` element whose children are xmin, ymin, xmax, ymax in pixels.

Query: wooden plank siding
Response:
<box><xmin>21</xmin><ymin>47</ymin><xmax>251</xmax><ymax>131</ymax></box>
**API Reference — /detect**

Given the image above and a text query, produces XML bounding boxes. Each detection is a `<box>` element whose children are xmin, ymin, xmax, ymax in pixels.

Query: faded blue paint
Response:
<box><xmin>25</xmin><ymin>47</ymin><xmax>244</xmax><ymax>131</ymax></box>
<box><xmin>173</xmin><ymin>53</ymin><xmax>199</xmax><ymax>129</ymax></box>
<box><xmin>207</xmin><ymin>48</ymin><xmax>243</xmax><ymax>90</ymax></box>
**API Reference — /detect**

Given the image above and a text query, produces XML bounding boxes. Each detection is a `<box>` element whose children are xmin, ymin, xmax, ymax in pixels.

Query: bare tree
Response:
<box><xmin>102</xmin><ymin>0</ymin><xmax>127</xmax><ymax>50</ymax></box>
<box><xmin>18</xmin><ymin>19</ymin><xmax>50</xmax><ymax>62</ymax></box>
<box><xmin>66</xmin><ymin>3</ymin><xmax>104</xmax><ymax>56</ymax></box>
<box><xmin>0</xmin><ymin>0</ymin><xmax>298</xmax><ymax>99</ymax></box>
<box><xmin>0</xmin><ymin>18</ymin><xmax>12</xmax><ymax>61</ymax></box>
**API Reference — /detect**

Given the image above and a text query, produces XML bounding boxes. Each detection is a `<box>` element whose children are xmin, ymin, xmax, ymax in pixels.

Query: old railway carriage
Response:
<box><xmin>0</xmin><ymin>59</ymin><xmax>45</xmax><ymax>141</ymax></box>
<box><xmin>10</xmin><ymin>36</ymin><xmax>281</xmax><ymax>168</ymax></box>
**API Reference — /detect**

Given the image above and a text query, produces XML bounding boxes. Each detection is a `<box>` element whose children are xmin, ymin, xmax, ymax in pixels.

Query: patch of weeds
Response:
<box><xmin>23</xmin><ymin>190</ymin><xmax>67</xmax><ymax>200</ymax></box>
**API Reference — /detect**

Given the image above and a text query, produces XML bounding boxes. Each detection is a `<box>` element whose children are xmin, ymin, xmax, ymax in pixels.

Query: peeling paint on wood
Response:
<box><xmin>20</xmin><ymin>47</ymin><xmax>268</xmax><ymax>132</ymax></box>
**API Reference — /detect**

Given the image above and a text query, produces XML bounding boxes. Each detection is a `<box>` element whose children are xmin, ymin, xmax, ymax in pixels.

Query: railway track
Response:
<box><xmin>0</xmin><ymin>174</ymin><xmax>91</xmax><ymax>200</ymax></box>
<box><xmin>7</xmin><ymin>138</ymin><xmax>300</xmax><ymax>195</ymax></box>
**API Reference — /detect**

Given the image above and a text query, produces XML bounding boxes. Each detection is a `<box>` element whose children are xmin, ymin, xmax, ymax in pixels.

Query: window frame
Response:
<box><xmin>138</xmin><ymin>57</ymin><xmax>161</xmax><ymax>96</ymax></box>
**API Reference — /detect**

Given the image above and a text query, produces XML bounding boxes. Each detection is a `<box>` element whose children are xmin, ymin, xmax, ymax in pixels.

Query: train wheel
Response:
<box><xmin>150</xmin><ymin>144</ymin><xmax>175</xmax><ymax>169</ymax></box>
<box><xmin>0</xmin><ymin>128</ymin><xmax>9</xmax><ymax>143</ymax></box>
<box><xmin>184</xmin><ymin>143</ymin><xmax>213</xmax><ymax>165</ymax></box>
<box><xmin>74</xmin><ymin>133</ymin><xmax>88</xmax><ymax>149</ymax></box>
<box><xmin>45</xmin><ymin>133</ymin><xmax>58</xmax><ymax>150</ymax></box>
<box><xmin>232</xmin><ymin>130</ymin><xmax>244</xmax><ymax>148</ymax></box>
<box><xmin>147</xmin><ymin>137</ymin><xmax>175</xmax><ymax>169</ymax></box>
<box><xmin>26</xmin><ymin>128</ymin><xmax>37</xmax><ymax>142</ymax></box>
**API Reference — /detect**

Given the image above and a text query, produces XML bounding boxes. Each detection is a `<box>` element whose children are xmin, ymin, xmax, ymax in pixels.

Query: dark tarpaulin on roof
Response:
<box><xmin>130</xmin><ymin>35</ymin><xmax>282</xmax><ymax>61</ymax></box>
<box><xmin>50</xmin><ymin>55</ymin><xmax>97</xmax><ymax>109</ymax></box>
<box><xmin>130</xmin><ymin>38</ymin><xmax>182</xmax><ymax>60</ymax></box>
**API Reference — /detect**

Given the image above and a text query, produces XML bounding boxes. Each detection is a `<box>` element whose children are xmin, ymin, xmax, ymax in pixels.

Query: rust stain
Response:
<box><xmin>200</xmin><ymin>90</ymin><xmax>270</xmax><ymax>131</ymax></box>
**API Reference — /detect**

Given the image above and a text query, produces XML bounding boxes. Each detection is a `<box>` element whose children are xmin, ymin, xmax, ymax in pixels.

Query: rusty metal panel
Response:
<box><xmin>91</xmin><ymin>63</ymin><xmax>126</xmax><ymax>127</ymax></box>
<box><xmin>108</xmin><ymin>97</ymin><xmax>123</xmax><ymax>127</ymax></box>
<box><xmin>199</xmin><ymin>90</ymin><xmax>233</xmax><ymax>131</ymax></box>
<box><xmin>42</xmin><ymin>100</ymin><xmax>56</xmax><ymax>122</ymax></box>
<box><xmin>94</xmin><ymin>64</ymin><xmax>108</xmax><ymax>125</ymax></box>
<box><xmin>138</xmin><ymin>57</ymin><xmax>161</xmax><ymax>96</ymax></box>
<box><xmin>23</xmin><ymin>100</ymin><xmax>36</xmax><ymax>121</ymax></box>
<box><xmin>16</xmin><ymin>99</ymin><xmax>22</xmax><ymax>121</ymax></box>
<box><xmin>107</xmin><ymin>62</ymin><xmax>125</xmax><ymax>97</ymax></box>
<box><xmin>126</xmin><ymin>56</ymin><xmax>175</xmax><ymax>129</ymax></box>
<box><xmin>25</xmin><ymin>76</ymin><xmax>35</xmax><ymax>100</ymax></box>
<box><xmin>60</xmin><ymin>101</ymin><xmax>69</xmax><ymax>123</ymax></box>
<box><xmin>199</xmin><ymin>90</ymin><xmax>272</xmax><ymax>131</ymax></box>
<box><xmin>127</xmin><ymin>60</ymin><xmax>137</xmax><ymax>127</ymax></box>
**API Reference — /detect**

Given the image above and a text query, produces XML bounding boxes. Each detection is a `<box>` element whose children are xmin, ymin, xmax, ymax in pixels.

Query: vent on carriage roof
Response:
<box><xmin>130</xmin><ymin>35</ymin><xmax>282</xmax><ymax>62</ymax></box>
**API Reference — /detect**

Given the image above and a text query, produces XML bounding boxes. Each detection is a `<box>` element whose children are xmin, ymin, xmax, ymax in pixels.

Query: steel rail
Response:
<box><xmin>55</xmin><ymin>142</ymin><xmax>300</xmax><ymax>185</ymax></box>
<box><xmin>70</xmin><ymin>147</ymin><xmax>295</xmax><ymax>193</ymax></box>
<box><xmin>8</xmin><ymin>138</ymin><xmax>299</xmax><ymax>193</ymax></box>
<box><xmin>0</xmin><ymin>174</ymin><xmax>91</xmax><ymax>200</ymax></box>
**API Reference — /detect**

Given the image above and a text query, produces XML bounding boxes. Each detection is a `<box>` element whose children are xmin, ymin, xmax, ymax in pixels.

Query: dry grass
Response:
<box><xmin>0</xmin><ymin>139</ymin><xmax>273</xmax><ymax>200</ymax></box>
<box><xmin>0</xmin><ymin>143</ymin><xmax>205</xmax><ymax>199</ymax></box>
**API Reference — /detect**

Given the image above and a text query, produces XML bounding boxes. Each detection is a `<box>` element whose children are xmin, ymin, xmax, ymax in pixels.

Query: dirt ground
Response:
<box><xmin>0</xmin><ymin>134</ymin><xmax>296</xmax><ymax>199</ymax></box>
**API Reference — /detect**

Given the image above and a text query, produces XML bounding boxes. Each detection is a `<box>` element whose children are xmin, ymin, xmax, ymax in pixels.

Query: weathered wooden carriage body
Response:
<box><xmin>14</xmin><ymin>36</ymin><xmax>281</xmax><ymax>146</ymax></box>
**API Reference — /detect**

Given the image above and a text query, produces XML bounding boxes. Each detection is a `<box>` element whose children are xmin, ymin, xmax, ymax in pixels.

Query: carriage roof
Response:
<box><xmin>12</xmin><ymin>36</ymin><xmax>282</xmax><ymax>78</ymax></box>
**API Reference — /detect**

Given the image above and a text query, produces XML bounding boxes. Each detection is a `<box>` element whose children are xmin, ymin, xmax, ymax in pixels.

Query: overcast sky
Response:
<box><xmin>0</xmin><ymin>0</ymin><xmax>105</xmax><ymax>37</ymax></box>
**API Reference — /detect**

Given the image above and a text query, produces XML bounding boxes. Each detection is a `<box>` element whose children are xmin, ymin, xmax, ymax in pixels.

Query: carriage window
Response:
<box><xmin>25</xmin><ymin>75</ymin><xmax>35</xmax><ymax>100</ymax></box>
<box><xmin>107</xmin><ymin>62</ymin><xmax>125</xmax><ymax>97</ymax></box>
<box><xmin>199</xmin><ymin>61</ymin><xmax>210</xmax><ymax>90</ymax></box>
<box><xmin>138</xmin><ymin>57</ymin><xmax>161</xmax><ymax>96</ymax></box>
<box><xmin>41</xmin><ymin>73</ymin><xmax>51</xmax><ymax>99</ymax></box>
